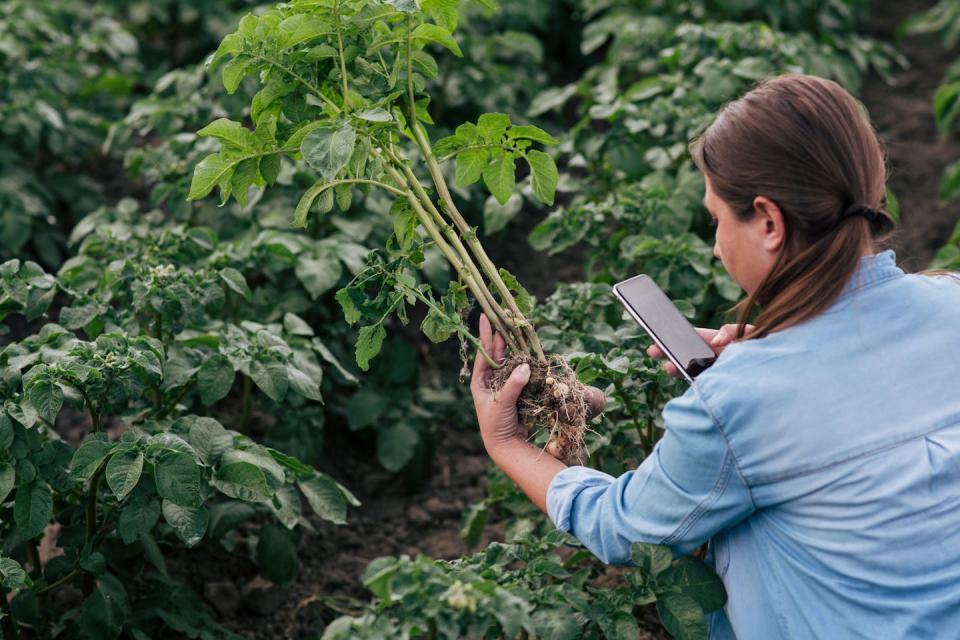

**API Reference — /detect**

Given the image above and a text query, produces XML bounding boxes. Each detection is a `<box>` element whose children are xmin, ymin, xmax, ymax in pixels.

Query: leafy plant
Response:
<box><xmin>0</xmin><ymin>243</ymin><xmax>357</xmax><ymax>635</ymax></box>
<box><xmin>322</xmin><ymin>531</ymin><xmax>726</xmax><ymax>640</ymax></box>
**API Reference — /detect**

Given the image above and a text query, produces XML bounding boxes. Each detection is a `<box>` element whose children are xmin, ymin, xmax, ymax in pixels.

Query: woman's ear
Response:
<box><xmin>753</xmin><ymin>196</ymin><xmax>786</xmax><ymax>253</ymax></box>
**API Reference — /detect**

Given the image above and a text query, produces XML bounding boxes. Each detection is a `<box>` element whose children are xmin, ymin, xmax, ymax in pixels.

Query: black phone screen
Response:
<box><xmin>613</xmin><ymin>275</ymin><xmax>717</xmax><ymax>378</ymax></box>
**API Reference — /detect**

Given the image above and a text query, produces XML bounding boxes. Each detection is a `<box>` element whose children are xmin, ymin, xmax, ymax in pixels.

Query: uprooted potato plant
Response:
<box><xmin>190</xmin><ymin>0</ymin><xmax>598</xmax><ymax>461</ymax></box>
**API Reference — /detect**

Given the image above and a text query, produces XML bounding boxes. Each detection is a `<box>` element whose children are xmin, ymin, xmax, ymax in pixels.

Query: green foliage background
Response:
<box><xmin>0</xmin><ymin>0</ymin><xmax>951</xmax><ymax>639</ymax></box>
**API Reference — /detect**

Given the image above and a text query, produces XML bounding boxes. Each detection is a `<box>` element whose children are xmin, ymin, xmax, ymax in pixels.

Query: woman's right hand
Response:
<box><xmin>645</xmin><ymin>324</ymin><xmax>754</xmax><ymax>378</ymax></box>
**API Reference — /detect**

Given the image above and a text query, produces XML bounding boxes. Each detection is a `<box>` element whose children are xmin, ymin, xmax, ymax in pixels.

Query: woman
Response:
<box><xmin>470</xmin><ymin>72</ymin><xmax>960</xmax><ymax>639</ymax></box>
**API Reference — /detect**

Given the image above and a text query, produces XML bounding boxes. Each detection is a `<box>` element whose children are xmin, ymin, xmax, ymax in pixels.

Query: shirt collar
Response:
<box><xmin>836</xmin><ymin>248</ymin><xmax>904</xmax><ymax>301</ymax></box>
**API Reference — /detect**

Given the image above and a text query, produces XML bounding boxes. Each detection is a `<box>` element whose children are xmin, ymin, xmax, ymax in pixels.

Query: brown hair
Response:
<box><xmin>688</xmin><ymin>72</ymin><xmax>898</xmax><ymax>341</ymax></box>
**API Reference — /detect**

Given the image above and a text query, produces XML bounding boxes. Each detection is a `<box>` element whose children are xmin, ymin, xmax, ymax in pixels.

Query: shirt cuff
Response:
<box><xmin>546</xmin><ymin>465</ymin><xmax>617</xmax><ymax>532</ymax></box>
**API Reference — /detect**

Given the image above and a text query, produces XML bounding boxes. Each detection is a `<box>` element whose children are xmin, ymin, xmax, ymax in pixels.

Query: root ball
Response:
<box><xmin>488</xmin><ymin>353</ymin><xmax>592</xmax><ymax>465</ymax></box>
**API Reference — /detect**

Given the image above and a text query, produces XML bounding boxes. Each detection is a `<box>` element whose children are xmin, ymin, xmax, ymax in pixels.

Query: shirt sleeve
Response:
<box><xmin>545</xmin><ymin>382</ymin><xmax>755</xmax><ymax>564</ymax></box>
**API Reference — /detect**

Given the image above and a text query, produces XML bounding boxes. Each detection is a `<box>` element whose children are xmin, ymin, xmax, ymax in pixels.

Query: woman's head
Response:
<box><xmin>688</xmin><ymin>72</ymin><xmax>896</xmax><ymax>340</ymax></box>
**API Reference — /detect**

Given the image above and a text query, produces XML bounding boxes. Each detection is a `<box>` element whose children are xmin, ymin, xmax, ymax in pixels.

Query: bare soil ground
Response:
<box><xmin>862</xmin><ymin>0</ymin><xmax>960</xmax><ymax>271</ymax></box>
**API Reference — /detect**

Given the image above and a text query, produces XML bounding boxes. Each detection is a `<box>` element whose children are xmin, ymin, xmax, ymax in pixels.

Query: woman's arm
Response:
<box><xmin>471</xmin><ymin>313</ymin><xmax>756</xmax><ymax>563</ymax></box>
<box><xmin>469</xmin><ymin>313</ymin><xmax>572</xmax><ymax>512</ymax></box>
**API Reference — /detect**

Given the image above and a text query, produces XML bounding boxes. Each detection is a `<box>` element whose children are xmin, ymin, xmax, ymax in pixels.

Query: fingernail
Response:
<box><xmin>711</xmin><ymin>335</ymin><xmax>722</xmax><ymax>345</ymax></box>
<box><xmin>515</xmin><ymin>363</ymin><xmax>530</xmax><ymax>380</ymax></box>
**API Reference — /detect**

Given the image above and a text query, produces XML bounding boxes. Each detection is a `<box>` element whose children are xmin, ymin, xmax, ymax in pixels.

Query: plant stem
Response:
<box><xmin>375</xmin><ymin>153</ymin><xmax>513</xmax><ymax>350</ymax></box>
<box><xmin>411</xmin><ymin>121</ymin><xmax>546</xmax><ymax>362</ymax></box>
<box><xmin>240</xmin><ymin>375</ymin><xmax>252</xmax><ymax>432</ymax></box>
<box><xmin>394</xmin><ymin>279</ymin><xmax>499</xmax><ymax>368</ymax></box>
<box><xmin>157</xmin><ymin>380</ymin><xmax>193</xmax><ymax>420</ymax></box>
<box><xmin>383</xmin><ymin>145</ymin><xmax>522</xmax><ymax>353</ymax></box>
<box><xmin>83</xmin><ymin>465</ymin><xmax>105</xmax><ymax>596</ymax></box>
<box><xmin>250</xmin><ymin>54</ymin><xmax>341</xmax><ymax>115</ymax></box>
<box><xmin>35</xmin><ymin>569</ymin><xmax>80</xmax><ymax>596</ymax></box>
<box><xmin>334</xmin><ymin>2</ymin><xmax>351</xmax><ymax>111</ymax></box>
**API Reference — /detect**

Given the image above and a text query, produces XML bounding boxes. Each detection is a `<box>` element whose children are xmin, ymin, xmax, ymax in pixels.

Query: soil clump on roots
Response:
<box><xmin>489</xmin><ymin>352</ymin><xmax>595</xmax><ymax>464</ymax></box>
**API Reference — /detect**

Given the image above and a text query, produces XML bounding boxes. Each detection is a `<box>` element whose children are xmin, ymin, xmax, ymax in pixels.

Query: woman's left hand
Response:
<box><xmin>470</xmin><ymin>313</ymin><xmax>530</xmax><ymax>452</ymax></box>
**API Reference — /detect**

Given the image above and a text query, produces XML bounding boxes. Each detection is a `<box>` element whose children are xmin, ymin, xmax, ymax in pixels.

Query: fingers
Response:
<box><xmin>479</xmin><ymin>313</ymin><xmax>493</xmax><ymax>353</ymax></box>
<box><xmin>493</xmin><ymin>331</ymin><xmax>505</xmax><ymax>364</ymax></box>
<box><xmin>471</xmin><ymin>314</ymin><xmax>493</xmax><ymax>392</ymax></box>
<box><xmin>584</xmin><ymin>386</ymin><xmax>606</xmax><ymax>420</ymax></box>
<box><xmin>498</xmin><ymin>362</ymin><xmax>530</xmax><ymax>406</ymax></box>
<box><xmin>709</xmin><ymin>323</ymin><xmax>750</xmax><ymax>353</ymax></box>
<box><xmin>696</xmin><ymin>327</ymin><xmax>720</xmax><ymax>345</ymax></box>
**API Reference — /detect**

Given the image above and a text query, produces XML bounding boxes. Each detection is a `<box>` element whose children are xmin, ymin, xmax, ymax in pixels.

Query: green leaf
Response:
<box><xmin>631</xmin><ymin>542</ymin><xmax>673</xmax><ymax>577</ymax></box>
<box><xmin>411</xmin><ymin>23</ymin><xmax>463</xmax><ymax>57</ymax></box>
<box><xmin>497</xmin><ymin>268</ymin><xmax>533</xmax><ymax>316</ymax></box>
<box><xmin>70</xmin><ymin>435</ymin><xmax>113</xmax><ymax>482</ymax></box>
<box><xmin>355</xmin><ymin>324</ymin><xmax>386</xmax><ymax>371</ymax></box>
<box><xmin>161</xmin><ymin>501</ymin><xmax>209</xmax><ymax>547</ymax></box>
<box><xmin>14</xmin><ymin>481</ymin><xmax>52</xmax><ymax>540</ymax></box>
<box><xmin>27</xmin><ymin>379</ymin><xmax>63</xmax><ymax>424</ymax></box>
<box><xmin>656</xmin><ymin>592</ymin><xmax>708</xmax><ymax>640</ymax></box>
<box><xmin>187</xmin><ymin>153</ymin><xmax>236</xmax><ymax>201</ymax></box>
<box><xmin>459</xmin><ymin>501</ymin><xmax>488</xmax><ymax>548</ymax></box>
<box><xmin>185</xmin><ymin>416</ymin><xmax>234</xmax><ymax>466</ymax></box>
<box><xmin>259</xmin><ymin>154</ymin><xmax>282</xmax><ymax>185</ymax></box>
<box><xmin>196</xmin><ymin>354</ymin><xmax>236</xmax><ymax>406</ymax></box>
<box><xmin>0</xmin><ymin>557</ymin><xmax>31</xmax><ymax>591</ymax></box>
<box><xmin>155</xmin><ymin>451</ymin><xmax>203</xmax><ymax>508</ymax></box>
<box><xmin>0</xmin><ymin>464</ymin><xmax>14</xmax><ymax>503</ymax></box>
<box><xmin>220</xmin><ymin>267</ymin><xmax>252</xmax><ymax>301</ymax></box>
<box><xmin>79</xmin><ymin>573</ymin><xmax>128</xmax><ymax>640</ymax></box>
<box><xmin>477</xmin><ymin>113</ymin><xmax>512</xmax><ymax>142</ymax></box>
<box><xmin>298</xmin><ymin>474</ymin><xmax>348</xmax><ymax>524</ymax></box>
<box><xmin>286</xmin><ymin>365</ymin><xmax>323</xmax><ymax>402</ymax></box>
<box><xmin>393</xmin><ymin>200</ymin><xmax>419</xmax><ymax>251</ymax></box>
<box><xmin>197</xmin><ymin>118</ymin><xmax>254</xmax><ymax>151</ymax></box>
<box><xmin>423</xmin><ymin>0</ymin><xmax>459</xmax><ymax>30</ymax></box>
<box><xmin>293</xmin><ymin>183</ymin><xmax>332</xmax><ymax>228</ymax></box>
<box><xmin>385</xmin><ymin>0</ymin><xmax>419</xmax><ymax>12</ymax></box>
<box><xmin>256</xmin><ymin>523</ymin><xmax>299</xmax><ymax>585</ymax></box>
<box><xmin>117</xmin><ymin>495</ymin><xmax>161</xmax><ymax>545</ymax></box>
<box><xmin>661</xmin><ymin>556</ymin><xmax>727</xmax><ymax>613</ymax></box>
<box><xmin>221</xmin><ymin>55</ymin><xmax>252</xmax><ymax>94</ymax></box>
<box><xmin>525</xmin><ymin>150</ymin><xmax>559</xmax><ymax>206</ymax></box>
<box><xmin>377</xmin><ymin>423</ymin><xmax>419</xmax><ymax>472</ymax></box>
<box><xmin>354</xmin><ymin>107</ymin><xmax>393</xmax><ymax>122</ymax></box>
<box><xmin>283</xmin><ymin>312</ymin><xmax>314</xmax><ymax>337</ymax></box>
<box><xmin>250</xmin><ymin>360</ymin><xmax>289</xmax><ymax>403</ymax></box>
<box><xmin>301</xmin><ymin>123</ymin><xmax>357</xmax><ymax>180</ymax></box>
<box><xmin>105</xmin><ymin>450</ymin><xmax>143</xmax><ymax>502</ymax></box>
<box><xmin>507</xmin><ymin>124</ymin><xmax>558</xmax><ymax>145</ymax></box>
<box><xmin>335</xmin><ymin>288</ymin><xmax>362</xmax><ymax>325</ymax></box>
<box><xmin>295</xmin><ymin>253</ymin><xmax>343</xmax><ymax>299</ymax></box>
<box><xmin>213</xmin><ymin>461</ymin><xmax>272</xmax><ymax>503</ymax></box>
<box><xmin>483</xmin><ymin>152</ymin><xmax>516</xmax><ymax>205</ymax></box>
<box><xmin>60</xmin><ymin>302</ymin><xmax>103</xmax><ymax>331</ymax></box>
<box><xmin>420</xmin><ymin>307</ymin><xmax>457</xmax><ymax>343</ymax></box>
<box><xmin>278</xmin><ymin>14</ymin><xmax>334</xmax><ymax>49</ymax></box>
<box><xmin>455</xmin><ymin>148</ymin><xmax>488</xmax><ymax>187</ymax></box>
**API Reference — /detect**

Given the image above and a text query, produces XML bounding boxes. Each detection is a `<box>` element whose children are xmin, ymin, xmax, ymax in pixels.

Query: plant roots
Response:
<box><xmin>489</xmin><ymin>353</ymin><xmax>596</xmax><ymax>465</ymax></box>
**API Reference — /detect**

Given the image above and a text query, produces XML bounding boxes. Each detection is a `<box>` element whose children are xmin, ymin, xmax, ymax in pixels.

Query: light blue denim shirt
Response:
<box><xmin>547</xmin><ymin>249</ymin><xmax>960</xmax><ymax>639</ymax></box>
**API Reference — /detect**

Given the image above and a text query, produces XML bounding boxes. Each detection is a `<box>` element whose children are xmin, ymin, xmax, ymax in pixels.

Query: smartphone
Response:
<box><xmin>612</xmin><ymin>274</ymin><xmax>717</xmax><ymax>383</ymax></box>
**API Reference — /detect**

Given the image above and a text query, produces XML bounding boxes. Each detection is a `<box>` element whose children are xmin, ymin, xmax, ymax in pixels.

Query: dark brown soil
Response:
<box><xmin>171</xmin><ymin>423</ymin><xmax>499</xmax><ymax>639</ymax></box>
<box><xmin>861</xmin><ymin>0</ymin><xmax>960</xmax><ymax>272</ymax></box>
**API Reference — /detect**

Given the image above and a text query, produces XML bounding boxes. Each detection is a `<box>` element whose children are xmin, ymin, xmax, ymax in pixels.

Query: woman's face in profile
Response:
<box><xmin>703</xmin><ymin>174</ymin><xmax>780</xmax><ymax>295</ymax></box>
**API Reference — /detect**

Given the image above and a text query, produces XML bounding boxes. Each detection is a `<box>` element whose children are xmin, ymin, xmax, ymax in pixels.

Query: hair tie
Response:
<box><xmin>842</xmin><ymin>203</ymin><xmax>882</xmax><ymax>222</ymax></box>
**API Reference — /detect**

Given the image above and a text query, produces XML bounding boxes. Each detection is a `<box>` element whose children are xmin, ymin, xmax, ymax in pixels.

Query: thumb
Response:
<box><xmin>498</xmin><ymin>363</ymin><xmax>531</xmax><ymax>406</ymax></box>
